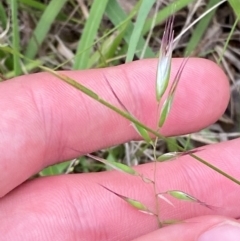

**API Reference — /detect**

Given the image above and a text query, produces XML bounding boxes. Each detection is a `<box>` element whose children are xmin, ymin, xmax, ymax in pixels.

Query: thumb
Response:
<box><xmin>198</xmin><ymin>220</ymin><xmax>240</xmax><ymax>241</ymax></box>
<box><xmin>132</xmin><ymin>216</ymin><xmax>240</xmax><ymax>241</ymax></box>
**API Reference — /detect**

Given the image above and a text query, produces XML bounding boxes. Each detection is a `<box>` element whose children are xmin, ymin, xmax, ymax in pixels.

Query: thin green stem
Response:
<box><xmin>152</xmin><ymin>136</ymin><xmax>161</xmax><ymax>227</ymax></box>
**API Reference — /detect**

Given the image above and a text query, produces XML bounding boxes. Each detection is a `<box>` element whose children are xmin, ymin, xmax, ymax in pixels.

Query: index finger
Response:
<box><xmin>0</xmin><ymin>58</ymin><xmax>229</xmax><ymax>196</ymax></box>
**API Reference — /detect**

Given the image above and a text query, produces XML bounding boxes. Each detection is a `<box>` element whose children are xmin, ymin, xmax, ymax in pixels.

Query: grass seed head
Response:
<box><xmin>156</xmin><ymin>15</ymin><xmax>174</xmax><ymax>102</ymax></box>
<box><xmin>100</xmin><ymin>185</ymin><xmax>156</xmax><ymax>216</ymax></box>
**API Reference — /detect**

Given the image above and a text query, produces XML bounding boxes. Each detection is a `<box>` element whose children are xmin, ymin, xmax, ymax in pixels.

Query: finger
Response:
<box><xmin>132</xmin><ymin>216</ymin><xmax>240</xmax><ymax>241</ymax></box>
<box><xmin>1</xmin><ymin>138</ymin><xmax>240</xmax><ymax>240</ymax></box>
<box><xmin>0</xmin><ymin>58</ymin><xmax>229</xmax><ymax>196</ymax></box>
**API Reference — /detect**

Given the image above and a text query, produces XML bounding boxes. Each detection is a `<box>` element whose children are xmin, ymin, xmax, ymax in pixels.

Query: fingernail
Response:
<box><xmin>198</xmin><ymin>222</ymin><xmax>240</xmax><ymax>241</ymax></box>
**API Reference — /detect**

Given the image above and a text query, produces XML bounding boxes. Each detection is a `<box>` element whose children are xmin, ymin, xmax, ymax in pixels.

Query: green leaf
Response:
<box><xmin>142</xmin><ymin>0</ymin><xmax>195</xmax><ymax>35</ymax></box>
<box><xmin>19</xmin><ymin>0</ymin><xmax>46</xmax><ymax>10</ymax></box>
<box><xmin>40</xmin><ymin>161</ymin><xmax>70</xmax><ymax>176</ymax></box>
<box><xmin>0</xmin><ymin>2</ymin><xmax>7</xmax><ymax>28</ymax></box>
<box><xmin>24</xmin><ymin>0</ymin><xmax>68</xmax><ymax>60</ymax></box>
<box><xmin>74</xmin><ymin>0</ymin><xmax>109</xmax><ymax>69</ymax></box>
<box><xmin>228</xmin><ymin>0</ymin><xmax>240</xmax><ymax>18</ymax></box>
<box><xmin>88</xmin><ymin>27</ymin><xmax>127</xmax><ymax>68</ymax></box>
<box><xmin>126</xmin><ymin>0</ymin><xmax>155</xmax><ymax>62</ymax></box>
<box><xmin>105</xmin><ymin>0</ymin><xmax>154</xmax><ymax>58</ymax></box>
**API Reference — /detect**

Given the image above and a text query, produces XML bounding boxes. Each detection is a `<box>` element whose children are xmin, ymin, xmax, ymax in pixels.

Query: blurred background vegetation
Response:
<box><xmin>0</xmin><ymin>0</ymin><xmax>239</xmax><ymax>176</ymax></box>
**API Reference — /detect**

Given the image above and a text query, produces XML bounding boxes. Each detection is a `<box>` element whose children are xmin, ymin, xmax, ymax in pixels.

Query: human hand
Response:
<box><xmin>1</xmin><ymin>58</ymin><xmax>240</xmax><ymax>241</ymax></box>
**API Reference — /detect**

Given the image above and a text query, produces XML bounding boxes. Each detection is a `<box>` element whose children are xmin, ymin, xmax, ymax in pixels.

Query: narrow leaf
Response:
<box><xmin>0</xmin><ymin>2</ymin><xmax>7</xmax><ymax>29</ymax></box>
<box><xmin>126</xmin><ymin>0</ymin><xmax>155</xmax><ymax>62</ymax></box>
<box><xmin>142</xmin><ymin>0</ymin><xmax>195</xmax><ymax>35</ymax></box>
<box><xmin>24</xmin><ymin>0</ymin><xmax>68</xmax><ymax>60</ymax></box>
<box><xmin>105</xmin><ymin>0</ymin><xmax>155</xmax><ymax>58</ymax></box>
<box><xmin>74</xmin><ymin>0</ymin><xmax>109</xmax><ymax>69</ymax></box>
<box><xmin>228</xmin><ymin>0</ymin><xmax>240</xmax><ymax>19</ymax></box>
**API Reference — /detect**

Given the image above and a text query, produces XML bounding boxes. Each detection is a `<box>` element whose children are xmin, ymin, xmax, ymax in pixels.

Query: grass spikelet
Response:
<box><xmin>87</xmin><ymin>154</ymin><xmax>138</xmax><ymax>176</ymax></box>
<box><xmin>156</xmin><ymin>15</ymin><xmax>174</xmax><ymax>102</ymax></box>
<box><xmin>100</xmin><ymin>185</ymin><xmax>156</xmax><ymax>216</ymax></box>
<box><xmin>166</xmin><ymin>190</ymin><xmax>214</xmax><ymax>210</ymax></box>
<box><xmin>158</xmin><ymin>58</ymin><xmax>188</xmax><ymax>127</ymax></box>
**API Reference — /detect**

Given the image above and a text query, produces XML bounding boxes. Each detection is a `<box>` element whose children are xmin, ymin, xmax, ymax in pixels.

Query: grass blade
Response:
<box><xmin>10</xmin><ymin>0</ymin><xmax>21</xmax><ymax>76</ymax></box>
<box><xmin>142</xmin><ymin>0</ymin><xmax>195</xmax><ymax>35</ymax></box>
<box><xmin>24</xmin><ymin>0</ymin><xmax>68</xmax><ymax>60</ymax></box>
<box><xmin>126</xmin><ymin>0</ymin><xmax>155</xmax><ymax>62</ymax></box>
<box><xmin>0</xmin><ymin>2</ymin><xmax>7</xmax><ymax>28</ymax></box>
<box><xmin>228</xmin><ymin>0</ymin><xmax>240</xmax><ymax>18</ymax></box>
<box><xmin>40</xmin><ymin>161</ymin><xmax>70</xmax><ymax>176</ymax></box>
<box><xmin>19</xmin><ymin>0</ymin><xmax>46</xmax><ymax>10</ymax></box>
<box><xmin>184</xmin><ymin>0</ymin><xmax>220</xmax><ymax>56</ymax></box>
<box><xmin>105</xmin><ymin>0</ymin><xmax>154</xmax><ymax>58</ymax></box>
<box><xmin>73</xmin><ymin>0</ymin><xmax>109</xmax><ymax>69</ymax></box>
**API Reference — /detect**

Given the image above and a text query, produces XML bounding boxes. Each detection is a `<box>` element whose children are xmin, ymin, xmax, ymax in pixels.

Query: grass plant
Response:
<box><xmin>0</xmin><ymin>0</ymin><xmax>240</xmax><ymax>228</ymax></box>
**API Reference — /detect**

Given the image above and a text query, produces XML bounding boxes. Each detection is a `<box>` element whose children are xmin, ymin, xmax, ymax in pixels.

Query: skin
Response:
<box><xmin>1</xmin><ymin>58</ymin><xmax>240</xmax><ymax>241</ymax></box>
